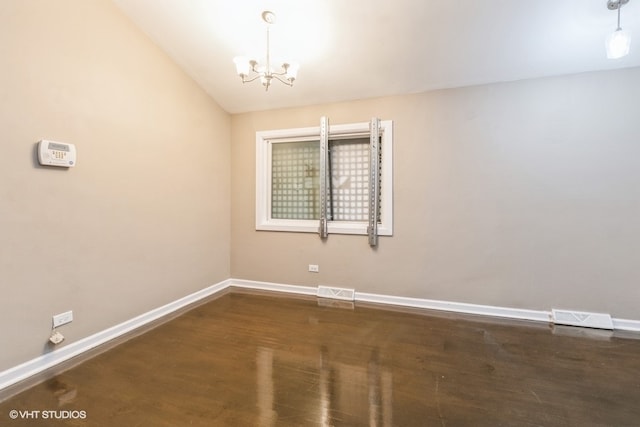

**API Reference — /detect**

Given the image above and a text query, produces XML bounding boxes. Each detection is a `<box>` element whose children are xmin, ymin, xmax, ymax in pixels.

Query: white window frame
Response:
<box><xmin>256</xmin><ymin>120</ymin><xmax>393</xmax><ymax>236</ymax></box>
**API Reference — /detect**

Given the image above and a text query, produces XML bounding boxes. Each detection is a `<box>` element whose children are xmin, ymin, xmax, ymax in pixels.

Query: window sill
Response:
<box><xmin>256</xmin><ymin>219</ymin><xmax>392</xmax><ymax>236</ymax></box>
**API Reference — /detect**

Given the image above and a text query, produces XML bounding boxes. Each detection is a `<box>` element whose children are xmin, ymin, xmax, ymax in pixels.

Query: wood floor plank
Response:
<box><xmin>1</xmin><ymin>290</ymin><xmax>639</xmax><ymax>426</ymax></box>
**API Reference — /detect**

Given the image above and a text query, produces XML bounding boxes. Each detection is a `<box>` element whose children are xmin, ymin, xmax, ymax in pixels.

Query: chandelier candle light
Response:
<box><xmin>606</xmin><ymin>0</ymin><xmax>631</xmax><ymax>59</ymax></box>
<box><xmin>233</xmin><ymin>11</ymin><xmax>299</xmax><ymax>91</ymax></box>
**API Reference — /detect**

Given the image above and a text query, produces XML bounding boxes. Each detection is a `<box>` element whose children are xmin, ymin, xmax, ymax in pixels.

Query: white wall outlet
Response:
<box><xmin>52</xmin><ymin>310</ymin><xmax>73</xmax><ymax>328</ymax></box>
<box><xmin>308</xmin><ymin>264</ymin><xmax>319</xmax><ymax>273</ymax></box>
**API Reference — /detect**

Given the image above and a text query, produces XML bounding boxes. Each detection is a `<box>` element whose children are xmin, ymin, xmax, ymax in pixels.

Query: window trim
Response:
<box><xmin>256</xmin><ymin>120</ymin><xmax>393</xmax><ymax>236</ymax></box>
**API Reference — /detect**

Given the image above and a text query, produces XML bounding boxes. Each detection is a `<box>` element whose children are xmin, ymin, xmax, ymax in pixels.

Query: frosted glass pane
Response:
<box><xmin>271</xmin><ymin>141</ymin><xmax>320</xmax><ymax>220</ymax></box>
<box><xmin>329</xmin><ymin>138</ymin><xmax>370</xmax><ymax>222</ymax></box>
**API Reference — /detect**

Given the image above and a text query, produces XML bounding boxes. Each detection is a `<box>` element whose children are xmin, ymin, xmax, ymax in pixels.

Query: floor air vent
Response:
<box><xmin>551</xmin><ymin>309</ymin><xmax>613</xmax><ymax>330</ymax></box>
<box><xmin>317</xmin><ymin>286</ymin><xmax>355</xmax><ymax>301</ymax></box>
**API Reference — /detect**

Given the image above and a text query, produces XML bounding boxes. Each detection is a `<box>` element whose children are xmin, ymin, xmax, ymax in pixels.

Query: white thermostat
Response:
<box><xmin>38</xmin><ymin>139</ymin><xmax>76</xmax><ymax>168</ymax></box>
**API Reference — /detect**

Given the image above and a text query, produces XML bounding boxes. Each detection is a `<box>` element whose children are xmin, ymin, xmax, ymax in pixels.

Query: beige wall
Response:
<box><xmin>0</xmin><ymin>0</ymin><xmax>230</xmax><ymax>371</ymax></box>
<box><xmin>231</xmin><ymin>67</ymin><xmax>640</xmax><ymax>319</ymax></box>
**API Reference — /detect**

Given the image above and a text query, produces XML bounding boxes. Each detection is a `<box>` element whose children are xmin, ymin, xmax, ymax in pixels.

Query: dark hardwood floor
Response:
<box><xmin>1</xmin><ymin>290</ymin><xmax>640</xmax><ymax>426</ymax></box>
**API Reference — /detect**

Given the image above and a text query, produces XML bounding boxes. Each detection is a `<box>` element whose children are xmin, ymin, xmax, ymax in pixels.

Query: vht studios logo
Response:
<box><xmin>9</xmin><ymin>409</ymin><xmax>87</xmax><ymax>420</ymax></box>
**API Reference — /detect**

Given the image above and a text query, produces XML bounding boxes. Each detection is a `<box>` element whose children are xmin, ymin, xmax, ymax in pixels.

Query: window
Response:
<box><xmin>256</xmin><ymin>118</ymin><xmax>393</xmax><ymax>240</ymax></box>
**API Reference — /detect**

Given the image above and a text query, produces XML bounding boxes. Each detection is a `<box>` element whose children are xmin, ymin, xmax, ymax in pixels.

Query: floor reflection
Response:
<box><xmin>45</xmin><ymin>378</ymin><xmax>77</xmax><ymax>407</ymax></box>
<box><xmin>256</xmin><ymin>345</ymin><xmax>393</xmax><ymax>426</ymax></box>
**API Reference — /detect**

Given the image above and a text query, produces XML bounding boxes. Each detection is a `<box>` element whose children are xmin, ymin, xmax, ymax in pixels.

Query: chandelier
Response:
<box><xmin>606</xmin><ymin>0</ymin><xmax>631</xmax><ymax>59</ymax></box>
<box><xmin>233</xmin><ymin>11</ymin><xmax>300</xmax><ymax>91</ymax></box>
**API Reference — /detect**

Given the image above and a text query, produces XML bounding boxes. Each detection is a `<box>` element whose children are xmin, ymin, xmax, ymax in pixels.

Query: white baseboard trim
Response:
<box><xmin>228</xmin><ymin>280</ymin><xmax>549</xmax><ymax>323</ymax></box>
<box><xmin>355</xmin><ymin>292</ymin><xmax>552</xmax><ymax>323</ymax></box>
<box><xmin>0</xmin><ymin>279</ymin><xmax>231</xmax><ymax>393</ymax></box>
<box><xmin>612</xmin><ymin>318</ymin><xmax>640</xmax><ymax>332</ymax></box>
<box><xmin>230</xmin><ymin>279</ymin><xmax>317</xmax><ymax>296</ymax></box>
<box><xmin>229</xmin><ymin>279</ymin><xmax>640</xmax><ymax>331</ymax></box>
<box><xmin>3</xmin><ymin>277</ymin><xmax>640</xmax><ymax>394</ymax></box>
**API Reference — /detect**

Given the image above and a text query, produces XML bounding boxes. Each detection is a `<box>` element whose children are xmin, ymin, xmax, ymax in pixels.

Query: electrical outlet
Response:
<box><xmin>52</xmin><ymin>310</ymin><xmax>73</xmax><ymax>328</ymax></box>
<box><xmin>308</xmin><ymin>264</ymin><xmax>319</xmax><ymax>273</ymax></box>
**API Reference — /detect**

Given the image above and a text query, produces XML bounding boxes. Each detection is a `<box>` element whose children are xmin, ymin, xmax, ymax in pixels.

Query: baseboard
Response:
<box><xmin>230</xmin><ymin>279</ymin><xmax>317</xmax><ymax>296</ymax></box>
<box><xmin>355</xmin><ymin>292</ymin><xmax>552</xmax><ymax>323</ymax></box>
<box><xmin>229</xmin><ymin>279</ymin><xmax>640</xmax><ymax>331</ymax></box>
<box><xmin>3</xmin><ymin>277</ymin><xmax>640</xmax><ymax>394</ymax></box>
<box><xmin>0</xmin><ymin>279</ymin><xmax>231</xmax><ymax>393</ymax></box>
<box><xmin>612</xmin><ymin>318</ymin><xmax>640</xmax><ymax>332</ymax></box>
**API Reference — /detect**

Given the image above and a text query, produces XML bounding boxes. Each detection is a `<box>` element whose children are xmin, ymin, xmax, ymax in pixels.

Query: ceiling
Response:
<box><xmin>112</xmin><ymin>0</ymin><xmax>640</xmax><ymax>114</ymax></box>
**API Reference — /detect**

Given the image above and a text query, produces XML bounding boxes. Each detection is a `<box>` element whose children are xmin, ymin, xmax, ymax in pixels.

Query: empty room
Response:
<box><xmin>1</xmin><ymin>0</ymin><xmax>640</xmax><ymax>425</ymax></box>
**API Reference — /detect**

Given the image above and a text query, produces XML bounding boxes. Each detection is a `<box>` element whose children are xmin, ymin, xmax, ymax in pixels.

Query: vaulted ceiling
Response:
<box><xmin>113</xmin><ymin>0</ymin><xmax>640</xmax><ymax>114</ymax></box>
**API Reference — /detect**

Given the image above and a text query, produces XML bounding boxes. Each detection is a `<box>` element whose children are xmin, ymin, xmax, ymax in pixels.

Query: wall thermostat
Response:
<box><xmin>38</xmin><ymin>139</ymin><xmax>76</xmax><ymax>168</ymax></box>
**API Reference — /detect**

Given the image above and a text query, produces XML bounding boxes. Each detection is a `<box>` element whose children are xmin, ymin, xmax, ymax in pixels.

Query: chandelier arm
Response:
<box><xmin>272</xmin><ymin>75</ymin><xmax>294</xmax><ymax>86</ymax></box>
<box><xmin>241</xmin><ymin>74</ymin><xmax>265</xmax><ymax>84</ymax></box>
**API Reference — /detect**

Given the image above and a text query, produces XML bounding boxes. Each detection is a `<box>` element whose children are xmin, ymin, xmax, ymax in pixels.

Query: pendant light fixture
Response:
<box><xmin>606</xmin><ymin>0</ymin><xmax>631</xmax><ymax>59</ymax></box>
<box><xmin>233</xmin><ymin>11</ymin><xmax>299</xmax><ymax>91</ymax></box>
